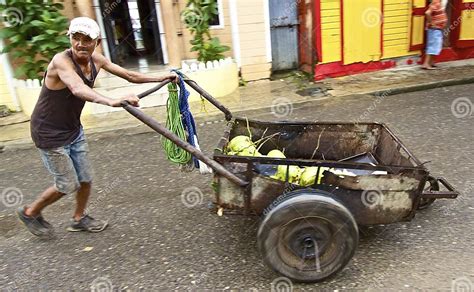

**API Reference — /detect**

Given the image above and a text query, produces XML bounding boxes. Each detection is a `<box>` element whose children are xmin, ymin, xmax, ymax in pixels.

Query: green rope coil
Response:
<box><xmin>162</xmin><ymin>82</ymin><xmax>192</xmax><ymax>164</ymax></box>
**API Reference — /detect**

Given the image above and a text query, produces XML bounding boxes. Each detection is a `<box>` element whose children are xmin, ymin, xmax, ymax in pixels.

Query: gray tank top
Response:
<box><xmin>30</xmin><ymin>49</ymin><xmax>98</xmax><ymax>149</ymax></box>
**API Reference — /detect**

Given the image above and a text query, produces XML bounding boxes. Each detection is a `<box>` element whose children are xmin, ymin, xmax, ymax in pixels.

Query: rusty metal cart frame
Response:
<box><xmin>122</xmin><ymin>77</ymin><xmax>459</xmax><ymax>283</ymax></box>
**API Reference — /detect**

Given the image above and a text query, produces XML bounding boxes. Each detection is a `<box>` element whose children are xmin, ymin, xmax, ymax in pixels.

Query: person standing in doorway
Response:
<box><xmin>422</xmin><ymin>0</ymin><xmax>448</xmax><ymax>70</ymax></box>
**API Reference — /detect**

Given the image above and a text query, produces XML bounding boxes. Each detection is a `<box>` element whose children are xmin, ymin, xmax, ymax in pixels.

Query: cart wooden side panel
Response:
<box><xmin>213</xmin><ymin>119</ymin><xmax>430</xmax><ymax>225</ymax></box>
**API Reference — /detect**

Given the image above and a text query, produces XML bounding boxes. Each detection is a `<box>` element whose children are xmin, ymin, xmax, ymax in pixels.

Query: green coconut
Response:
<box><xmin>299</xmin><ymin>167</ymin><xmax>318</xmax><ymax>186</ymax></box>
<box><xmin>237</xmin><ymin>146</ymin><xmax>262</xmax><ymax>157</ymax></box>
<box><xmin>227</xmin><ymin>135</ymin><xmax>253</xmax><ymax>153</ymax></box>
<box><xmin>267</xmin><ymin>149</ymin><xmax>297</xmax><ymax>183</ymax></box>
<box><xmin>267</xmin><ymin>149</ymin><xmax>286</xmax><ymax>158</ymax></box>
<box><xmin>273</xmin><ymin>165</ymin><xmax>302</xmax><ymax>184</ymax></box>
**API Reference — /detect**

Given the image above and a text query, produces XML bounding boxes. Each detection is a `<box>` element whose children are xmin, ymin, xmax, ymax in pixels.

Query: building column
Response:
<box><xmin>77</xmin><ymin>0</ymin><xmax>105</xmax><ymax>56</ymax></box>
<box><xmin>154</xmin><ymin>0</ymin><xmax>169</xmax><ymax>64</ymax></box>
<box><xmin>75</xmin><ymin>0</ymin><xmax>96</xmax><ymax>18</ymax></box>
<box><xmin>0</xmin><ymin>39</ymin><xmax>20</xmax><ymax>111</ymax></box>
<box><xmin>160</xmin><ymin>0</ymin><xmax>182</xmax><ymax>67</ymax></box>
<box><xmin>228</xmin><ymin>0</ymin><xmax>241</xmax><ymax>68</ymax></box>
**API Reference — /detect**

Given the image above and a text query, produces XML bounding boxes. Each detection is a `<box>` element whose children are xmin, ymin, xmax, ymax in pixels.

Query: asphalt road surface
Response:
<box><xmin>0</xmin><ymin>84</ymin><xmax>473</xmax><ymax>291</ymax></box>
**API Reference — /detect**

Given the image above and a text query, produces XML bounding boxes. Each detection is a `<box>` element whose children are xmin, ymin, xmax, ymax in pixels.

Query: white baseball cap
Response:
<box><xmin>67</xmin><ymin>17</ymin><xmax>100</xmax><ymax>39</ymax></box>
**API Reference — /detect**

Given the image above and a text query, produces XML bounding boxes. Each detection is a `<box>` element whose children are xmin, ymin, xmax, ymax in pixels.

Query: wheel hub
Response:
<box><xmin>288</xmin><ymin>227</ymin><xmax>329</xmax><ymax>260</ymax></box>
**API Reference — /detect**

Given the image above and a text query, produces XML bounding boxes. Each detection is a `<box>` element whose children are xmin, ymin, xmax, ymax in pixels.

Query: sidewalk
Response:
<box><xmin>1</xmin><ymin>59</ymin><xmax>473</xmax><ymax>150</ymax></box>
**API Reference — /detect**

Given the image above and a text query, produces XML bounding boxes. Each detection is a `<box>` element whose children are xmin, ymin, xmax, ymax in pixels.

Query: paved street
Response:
<box><xmin>0</xmin><ymin>84</ymin><xmax>473</xmax><ymax>291</ymax></box>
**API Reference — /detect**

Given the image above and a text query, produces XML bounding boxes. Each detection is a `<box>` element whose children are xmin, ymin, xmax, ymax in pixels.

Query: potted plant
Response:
<box><xmin>182</xmin><ymin>0</ymin><xmax>230</xmax><ymax>63</ymax></box>
<box><xmin>180</xmin><ymin>0</ymin><xmax>238</xmax><ymax>100</ymax></box>
<box><xmin>0</xmin><ymin>0</ymin><xmax>70</xmax><ymax>79</ymax></box>
<box><xmin>0</xmin><ymin>0</ymin><xmax>70</xmax><ymax>115</ymax></box>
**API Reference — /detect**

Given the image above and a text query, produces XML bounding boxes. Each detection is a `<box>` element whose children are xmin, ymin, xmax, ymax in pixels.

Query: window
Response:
<box><xmin>209</xmin><ymin>0</ymin><xmax>224</xmax><ymax>29</ymax></box>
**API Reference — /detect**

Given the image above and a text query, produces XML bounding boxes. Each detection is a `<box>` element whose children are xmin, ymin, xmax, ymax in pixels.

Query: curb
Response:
<box><xmin>368</xmin><ymin>77</ymin><xmax>474</xmax><ymax>97</ymax></box>
<box><xmin>2</xmin><ymin>76</ymin><xmax>474</xmax><ymax>152</ymax></box>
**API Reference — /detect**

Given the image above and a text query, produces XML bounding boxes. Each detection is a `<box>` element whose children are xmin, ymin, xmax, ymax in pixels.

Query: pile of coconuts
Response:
<box><xmin>225</xmin><ymin>135</ymin><xmax>352</xmax><ymax>186</ymax></box>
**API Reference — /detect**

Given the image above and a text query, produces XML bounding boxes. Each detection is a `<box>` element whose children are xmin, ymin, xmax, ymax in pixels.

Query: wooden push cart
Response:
<box><xmin>122</xmin><ymin>77</ymin><xmax>459</xmax><ymax>282</ymax></box>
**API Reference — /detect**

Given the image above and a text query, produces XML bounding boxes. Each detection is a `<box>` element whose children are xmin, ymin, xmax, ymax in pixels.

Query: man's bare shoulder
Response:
<box><xmin>50</xmin><ymin>51</ymin><xmax>74</xmax><ymax>71</ymax></box>
<box><xmin>44</xmin><ymin>51</ymin><xmax>75</xmax><ymax>89</ymax></box>
<box><xmin>92</xmin><ymin>51</ymin><xmax>108</xmax><ymax>66</ymax></box>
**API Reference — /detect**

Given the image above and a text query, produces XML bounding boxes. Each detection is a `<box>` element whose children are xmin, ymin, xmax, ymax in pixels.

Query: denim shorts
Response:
<box><xmin>426</xmin><ymin>29</ymin><xmax>443</xmax><ymax>56</ymax></box>
<box><xmin>38</xmin><ymin>128</ymin><xmax>93</xmax><ymax>194</ymax></box>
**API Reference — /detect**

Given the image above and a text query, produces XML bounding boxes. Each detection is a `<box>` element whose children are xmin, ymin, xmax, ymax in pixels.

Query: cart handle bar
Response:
<box><xmin>421</xmin><ymin>177</ymin><xmax>460</xmax><ymax>199</ymax></box>
<box><xmin>137</xmin><ymin>79</ymin><xmax>170</xmax><ymax>99</ymax></box>
<box><xmin>120</xmin><ymin>100</ymin><xmax>248</xmax><ymax>187</ymax></box>
<box><xmin>135</xmin><ymin>76</ymin><xmax>233</xmax><ymax>121</ymax></box>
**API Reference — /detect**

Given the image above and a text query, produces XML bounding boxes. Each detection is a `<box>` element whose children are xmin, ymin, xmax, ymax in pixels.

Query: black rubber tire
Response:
<box><xmin>417</xmin><ymin>176</ymin><xmax>439</xmax><ymax>210</ymax></box>
<box><xmin>257</xmin><ymin>189</ymin><xmax>358</xmax><ymax>282</ymax></box>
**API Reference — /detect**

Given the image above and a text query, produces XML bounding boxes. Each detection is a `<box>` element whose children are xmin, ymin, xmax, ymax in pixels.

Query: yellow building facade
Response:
<box><xmin>314</xmin><ymin>0</ymin><xmax>474</xmax><ymax>80</ymax></box>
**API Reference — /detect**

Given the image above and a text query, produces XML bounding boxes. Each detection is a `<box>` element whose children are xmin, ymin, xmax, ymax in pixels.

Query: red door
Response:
<box><xmin>297</xmin><ymin>0</ymin><xmax>314</xmax><ymax>73</ymax></box>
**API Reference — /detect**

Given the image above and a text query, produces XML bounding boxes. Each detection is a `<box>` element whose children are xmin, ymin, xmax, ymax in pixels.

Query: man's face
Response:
<box><xmin>70</xmin><ymin>33</ymin><xmax>98</xmax><ymax>60</ymax></box>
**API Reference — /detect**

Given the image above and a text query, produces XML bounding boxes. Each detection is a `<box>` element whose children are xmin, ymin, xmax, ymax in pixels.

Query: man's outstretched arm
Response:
<box><xmin>53</xmin><ymin>54</ymin><xmax>139</xmax><ymax>107</ymax></box>
<box><xmin>96</xmin><ymin>53</ymin><xmax>178</xmax><ymax>84</ymax></box>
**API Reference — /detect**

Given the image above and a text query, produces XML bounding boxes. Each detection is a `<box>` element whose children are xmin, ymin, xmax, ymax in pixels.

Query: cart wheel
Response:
<box><xmin>257</xmin><ymin>190</ymin><xmax>358</xmax><ymax>282</ymax></box>
<box><xmin>417</xmin><ymin>176</ymin><xmax>439</xmax><ymax>210</ymax></box>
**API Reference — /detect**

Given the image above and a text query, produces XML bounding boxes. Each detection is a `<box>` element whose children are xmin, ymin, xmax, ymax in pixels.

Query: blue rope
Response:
<box><xmin>172</xmin><ymin>70</ymin><xmax>199</xmax><ymax>168</ymax></box>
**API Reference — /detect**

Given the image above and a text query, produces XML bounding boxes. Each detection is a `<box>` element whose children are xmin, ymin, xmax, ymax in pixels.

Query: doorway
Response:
<box><xmin>100</xmin><ymin>0</ymin><xmax>164</xmax><ymax>68</ymax></box>
<box><xmin>269</xmin><ymin>0</ymin><xmax>299</xmax><ymax>71</ymax></box>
